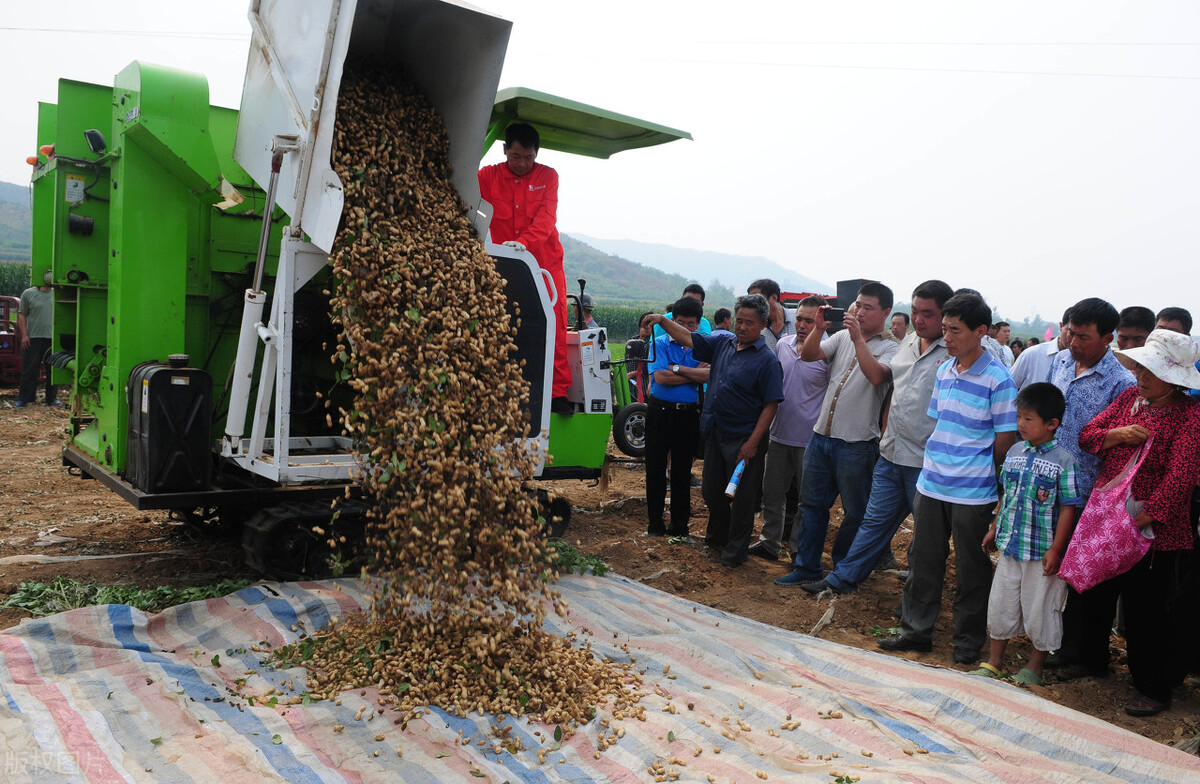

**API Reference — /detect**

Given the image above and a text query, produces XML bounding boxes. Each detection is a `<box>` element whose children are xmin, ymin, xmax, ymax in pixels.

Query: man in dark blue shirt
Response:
<box><xmin>645</xmin><ymin>297</ymin><xmax>710</xmax><ymax>538</ymax></box>
<box><xmin>654</xmin><ymin>294</ymin><xmax>783</xmax><ymax>566</ymax></box>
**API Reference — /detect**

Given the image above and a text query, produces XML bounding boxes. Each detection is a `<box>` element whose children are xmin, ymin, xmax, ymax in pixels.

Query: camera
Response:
<box><xmin>823</xmin><ymin>307</ymin><xmax>846</xmax><ymax>323</ymax></box>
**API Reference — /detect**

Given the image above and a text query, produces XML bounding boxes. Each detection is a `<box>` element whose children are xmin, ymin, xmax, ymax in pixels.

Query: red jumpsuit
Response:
<box><xmin>478</xmin><ymin>161</ymin><xmax>571</xmax><ymax>399</ymax></box>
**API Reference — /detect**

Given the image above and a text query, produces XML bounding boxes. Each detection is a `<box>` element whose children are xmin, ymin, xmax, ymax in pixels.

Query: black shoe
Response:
<box><xmin>720</xmin><ymin>557</ymin><xmax>744</xmax><ymax>568</ymax></box>
<box><xmin>746</xmin><ymin>543</ymin><xmax>777</xmax><ymax>561</ymax></box>
<box><xmin>953</xmin><ymin>648</ymin><xmax>981</xmax><ymax>665</ymax></box>
<box><xmin>550</xmin><ymin>396</ymin><xmax>574</xmax><ymax>416</ymax></box>
<box><xmin>1055</xmin><ymin>663</ymin><xmax>1107</xmax><ymax>682</ymax></box>
<box><xmin>641</xmin><ymin>530</ymin><xmax>666</xmax><ymax>538</ymax></box>
<box><xmin>1124</xmin><ymin>693</ymin><xmax>1170</xmax><ymax>717</ymax></box>
<box><xmin>878</xmin><ymin>634</ymin><xmax>932</xmax><ymax>653</ymax></box>
<box><xmin>800</xmin><ymin>579</ymin><xmax>846</xmax><ymax>595</ymax></box>
<box><xmin>1043</xmin><ymin>651</ymin><xmax>1070</xmax><ymax>670</ymax></box>
<box><xmin>689</xmin><ymin>475</ymin><xmax>702</xmax><ymax>488</ymax></box>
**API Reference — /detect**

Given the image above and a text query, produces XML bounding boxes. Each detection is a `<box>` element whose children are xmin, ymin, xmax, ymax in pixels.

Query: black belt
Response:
<box><xmin>649</xmin><ymin>396</ymin><xmax>699</xmax><ymax>411</ymax></box>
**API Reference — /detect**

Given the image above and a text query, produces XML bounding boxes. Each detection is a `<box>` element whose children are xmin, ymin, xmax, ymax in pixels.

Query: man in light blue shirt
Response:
<box><xmin>1048</xmin><ymin>297</ymin><xmax>1135</xmax><ymax>676</ymax></box>
<box><xmin>880</xmin><ymin>292</ymin><xmax>1017</xmax><ymax>664</ymax></box>
<box><xmin>1049</xmin><ymin>298</ymin><xmax>1135</xmax><ymax>500</ymax></box>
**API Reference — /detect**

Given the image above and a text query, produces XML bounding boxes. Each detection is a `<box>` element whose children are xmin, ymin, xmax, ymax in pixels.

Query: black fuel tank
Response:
<box><xmin>126</xmin><ymin>355</ymin><xmax>212</xmax><ymax>493</ymax></box>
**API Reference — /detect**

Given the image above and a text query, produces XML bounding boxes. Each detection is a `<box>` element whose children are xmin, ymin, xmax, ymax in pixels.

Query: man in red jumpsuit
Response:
<box><xmin>479</xmin><ymin>123</ymin><xmax>573</xmax><ymax>415</ymax></box>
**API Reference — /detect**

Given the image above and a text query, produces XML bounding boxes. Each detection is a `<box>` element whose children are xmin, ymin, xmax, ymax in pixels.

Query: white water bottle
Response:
<box><xmin>725</xmin><ymin>459</ymin><xmax>746</xmax><ymax>498</ymax></box>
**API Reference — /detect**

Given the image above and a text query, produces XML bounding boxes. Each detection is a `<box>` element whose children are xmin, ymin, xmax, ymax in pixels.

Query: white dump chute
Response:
<box><xmin>222</xmin><ymin>0</ymin><xmax>515</xmax><ymax>483</ymax></box>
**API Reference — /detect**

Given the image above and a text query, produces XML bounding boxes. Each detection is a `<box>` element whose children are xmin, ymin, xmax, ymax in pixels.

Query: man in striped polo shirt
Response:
<box><xmin>879</xmin><ymin>292</ymin><xmax>1018</xmax><ymax>664</ymax></box>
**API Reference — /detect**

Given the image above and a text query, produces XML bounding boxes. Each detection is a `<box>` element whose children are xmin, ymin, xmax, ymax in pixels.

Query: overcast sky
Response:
<box><xmin>2</xmin><ymin>1</ymin><xmax>1197</xmax><ymax>324</ymax></box>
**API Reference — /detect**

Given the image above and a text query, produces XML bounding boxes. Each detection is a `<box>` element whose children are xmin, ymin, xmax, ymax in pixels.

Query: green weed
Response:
<box><xmin>3</xmin><ymin>577</ymin><xmax>254</xmax><ymax>617</ymax></box>
<box><xmin>544</xmin><ymin>540</ymin><xmax>608</xmax><ymax>576</ymax></box>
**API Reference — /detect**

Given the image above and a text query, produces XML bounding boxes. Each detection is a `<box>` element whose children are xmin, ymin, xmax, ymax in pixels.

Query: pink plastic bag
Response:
<box><xmin>1059</xmin><ymin>438</ymin><xmax>1155</xmax><ymax>593</ymax></box>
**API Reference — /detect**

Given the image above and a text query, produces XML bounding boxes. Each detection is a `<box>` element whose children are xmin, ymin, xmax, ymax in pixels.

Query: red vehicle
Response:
<box><xmin>0</xmin><ymin>296</ymin><xmax>20</xmax><ymax>385</ymax></box>
<box><xmin>780</xmin><ymin>291</ymin><xmax>835</xmax><ymax>308</ymax></box>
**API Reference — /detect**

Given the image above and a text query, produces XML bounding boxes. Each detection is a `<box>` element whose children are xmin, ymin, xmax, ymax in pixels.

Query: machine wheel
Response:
<box><xmin>612</xmin><ymin>402</ymin><xmax>648</xmax><ymax>458</ymax></box>
<box><xmin>171</xmin><ymin>506</ymin><xmax>249</xmax><ymax>539</ymax></box>
<box><xmin>242</xmin><ymin>500</ymin><xmax>366</xmax><ymax>581</ymax></box>
<box><xmin>536</xmin><ymin>489</ymin><xmax>572</xmax><ymax>539</ymax></box>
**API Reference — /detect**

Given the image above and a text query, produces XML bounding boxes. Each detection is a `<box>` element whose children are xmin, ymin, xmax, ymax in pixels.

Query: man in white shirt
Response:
<box><xmin>1010</xmin><ymin>308</ymin><xmax>1071</xmax><ymax>390</ymax></box>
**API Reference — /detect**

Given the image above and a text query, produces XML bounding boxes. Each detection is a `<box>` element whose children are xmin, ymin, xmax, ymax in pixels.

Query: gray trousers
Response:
<box><xmin>900</xmin><ymin>490</ymin><xmax>996</xmax><ymax>654</ymax></box>
<box><xmin>755</xmin><ymin>440</ymin><xmax>804</xmax><ymax>557</ymax></box>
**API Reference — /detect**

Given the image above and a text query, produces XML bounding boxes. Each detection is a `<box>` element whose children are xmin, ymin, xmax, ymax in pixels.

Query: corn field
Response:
<box><xmin>0</xmin><ymin>261</ymin><xmax>30</xmax><ymax>297</ymax></box>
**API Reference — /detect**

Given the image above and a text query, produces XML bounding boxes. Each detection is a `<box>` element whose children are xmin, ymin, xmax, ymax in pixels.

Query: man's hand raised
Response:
<box><xmin>843</xmin><ymin>307</ymin><xmax>862</xmax><ymax>342</ymax></box>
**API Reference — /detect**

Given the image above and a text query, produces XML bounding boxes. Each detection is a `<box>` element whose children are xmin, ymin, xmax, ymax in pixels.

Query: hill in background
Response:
<box><xmin>0</xmin><ymin>181</ymin><xmax>1055</xmax><ymax>335</ymax></box>
<box><xmin>561</xmin><ymin>234</ymin><xmax>737</xmax><ymax>310</ymax></box>
<box><xmin>0</xmin><ymin>182</ymin><xmax>28</xmax><ymax>206</ymax></box>
<box><xmin>0</xmin><ymin>182</ymin><xmax>31</xmax><ymax>261</ymax></box>
<box><xmin>570</xmin><ymin>233</ymin><xmax>833</xmax><ymax>298</ymax></box>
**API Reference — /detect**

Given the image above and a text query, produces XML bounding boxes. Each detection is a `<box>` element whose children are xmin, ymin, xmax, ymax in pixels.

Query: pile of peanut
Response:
<box><xmin>281</xmin><ymin>62</ymin><xmax>640</xmax><ymax>730</ymax></box>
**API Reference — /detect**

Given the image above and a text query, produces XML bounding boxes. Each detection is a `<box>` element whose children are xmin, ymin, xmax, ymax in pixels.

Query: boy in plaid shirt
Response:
<box><xmin>974</xmin><ymin>382</ymin><xmax>1081</xmax><ymax>685</ymax></box>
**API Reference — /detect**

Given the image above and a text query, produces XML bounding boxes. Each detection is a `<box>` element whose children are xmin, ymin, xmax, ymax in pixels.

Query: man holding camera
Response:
<box><xmin>777</xmin><ymin>282</ymin><xmax>898</xmax><ymax>585</ymax></box>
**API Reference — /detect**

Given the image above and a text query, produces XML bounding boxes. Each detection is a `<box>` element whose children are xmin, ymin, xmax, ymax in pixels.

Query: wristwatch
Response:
<box><xmin>670</xmin><ymin>363</ymin><xmax>681</xmax><ymax>373</ymax></box>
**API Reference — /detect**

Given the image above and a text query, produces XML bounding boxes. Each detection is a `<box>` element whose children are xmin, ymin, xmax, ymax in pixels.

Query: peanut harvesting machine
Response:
<box><xmin>28</xmin><ymin>0</ymin><xmax>688</xmax><ymax>578</ymax></box>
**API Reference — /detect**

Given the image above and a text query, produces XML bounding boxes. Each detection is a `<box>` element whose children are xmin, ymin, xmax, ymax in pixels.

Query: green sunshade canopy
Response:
<box><xmin>484</xmin><ymin>87</ymin><xmax>692</xmax><ymax>159</ymax></box>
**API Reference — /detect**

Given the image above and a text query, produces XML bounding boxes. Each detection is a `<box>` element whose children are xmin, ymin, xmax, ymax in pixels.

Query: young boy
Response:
<box><xmin>879</xmin><ymin>292</ymin><xmax>1018</xmax><ymax>664</ymax></box>
<box><xmin>973</xmin><ymin>382</ymin><xmax>1080</xmax><ymax>684</ymax></box>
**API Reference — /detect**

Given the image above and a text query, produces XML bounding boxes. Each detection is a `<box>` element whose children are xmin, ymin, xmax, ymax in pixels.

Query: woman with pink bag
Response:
<box><xmin>1066</xmin><ymin>329</ymin><xmax>1200</xmax><ymax>716</ymax></box>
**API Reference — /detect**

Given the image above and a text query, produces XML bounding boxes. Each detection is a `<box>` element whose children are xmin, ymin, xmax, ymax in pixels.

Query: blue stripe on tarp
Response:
<box><xmin>106</xmin><ymin>603</ymin><xmax>327</xmax><ymax>784</ymax></box>
<box><xmin>246</xmin><ymin>585</ymin><xmax>337</xmax><ymax>639</ymax></box>
<box><xmin>1</xmin><ymin>576</ymin><xmax>1190</xmax><ymax>783</ymax></box>
<box><xmin>591</xmin><ymin>575</ymin><xmax>1181</xmax><ymax>783</ymax></box>
<box><xmin>429</xmin><ymin>707</ymin><xmax>563</xmax><ymax>784</ymax></box>
<box><xmin>24</xmin><ymin>617</ymin><xmax>79</xmax><ymax>675</ymax></box>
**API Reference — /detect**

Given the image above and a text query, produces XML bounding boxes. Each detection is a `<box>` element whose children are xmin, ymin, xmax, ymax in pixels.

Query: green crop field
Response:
<box><xmin>0</xmin><ymin>261</ymin><xmax>30</xmax><ymax>297</ymax></box>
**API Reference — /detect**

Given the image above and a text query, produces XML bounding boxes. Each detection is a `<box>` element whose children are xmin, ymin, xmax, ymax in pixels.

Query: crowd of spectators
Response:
<box><xmin>637</xmin><ymin>281</ymin><xmax>1200</xmax><ymax>719</ymax></box>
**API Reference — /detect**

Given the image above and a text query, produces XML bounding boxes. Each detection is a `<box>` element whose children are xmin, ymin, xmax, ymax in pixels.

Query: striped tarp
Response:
<box><xmin>0</xmin><ymin>574</ymin><xmax>1195</xmax><ymax>783</ymax></box>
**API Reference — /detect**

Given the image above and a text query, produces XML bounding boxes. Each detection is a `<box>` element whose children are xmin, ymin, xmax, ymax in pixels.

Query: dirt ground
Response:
<box><xmin>1</xmin><ymin>389</ymin><xmax>1197</xmax><ymax>751</ymax></box>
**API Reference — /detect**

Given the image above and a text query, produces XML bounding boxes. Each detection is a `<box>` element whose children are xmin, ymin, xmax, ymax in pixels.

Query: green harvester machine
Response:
<box><xmin>29</xmin><ymin>0</ymin><xmax>688</xmax><ymax>578</ymax></box>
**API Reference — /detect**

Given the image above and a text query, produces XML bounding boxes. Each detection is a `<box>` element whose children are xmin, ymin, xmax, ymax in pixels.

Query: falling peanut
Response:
<box><xmin>264</xmin><ymin>62</ymin><xmax>641</xmax><ymax>735</ymax></box>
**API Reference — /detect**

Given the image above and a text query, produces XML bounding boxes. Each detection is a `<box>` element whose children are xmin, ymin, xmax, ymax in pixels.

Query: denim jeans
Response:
<box><xmin>790</xmin><ymin>433</ymin><xmax>879</xmax><ymax>579</ymax></box>
<box><xmin>824</xmin><ymin>458</ymin><xmax>922</xmax><ymax>592</ymax></box>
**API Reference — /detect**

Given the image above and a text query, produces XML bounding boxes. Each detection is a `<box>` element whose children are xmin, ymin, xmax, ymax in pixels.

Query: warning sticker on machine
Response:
<box><xmin>580</xmin><ymin>340</ymin><xmax>595</xmax><ymax>367</ymax></box>
<box><xmin>141</xmin><ymin>379</ymin><xmax>150</xmax><ymax>414</ymax></box>
<box><xmin>171</xmin><ymin>376</ymin><xmax>190</xmax><ymax>386</ymax></box>
<box><xmin>65</xmin><ymin>174</ymin><xmax>86</xmax><ymax>205</ymax></box>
